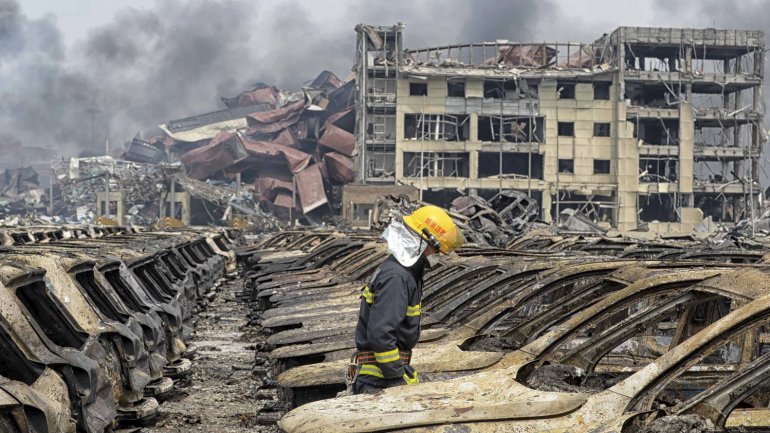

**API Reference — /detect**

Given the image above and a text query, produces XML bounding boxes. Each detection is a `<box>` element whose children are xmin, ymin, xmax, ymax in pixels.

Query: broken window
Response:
<box><xmin>639</xmin><ymin>193</ymin><xmax>680</xmax><ymax>223</ymax></box>
<box><xmin>558</xmin><ymin>159</ymin><xmax>574</xmax><ymax>173</ymax></box>
<box><xmin>367</xmin><ymin>78</ymin><xmax>396</xmax><ymax>104</ymax></box>
<box><xmin>403</xmin><ymin>152</ymin><xmax>469</xmax><ymax>178</ymax></box>
<box><xmin>551</xmin><ymin>192</ymin><xmax>616</xmax><ymax>225</ymax></box>
<box><xmin>626</xmin><ymin>83</ymin><xmax>677</xmax><ymax>108</ymax></box>
<box><xmin>557</xmin><ymin>82</ymin><xmax>575</xmax><ymax>99</ymax></box>
<box><xmin>593</xmin><ymin>123</ymin><xmax>611</xmax><ymax>137</ymax></box>
<box><xmin>483</xmin><ymin>79</ymin><xmax>516</xmax><ymax>99</ymax></box>
<box><xmin>593</xmin><ymin>82</ymin><xmax>610</xmax><ymax>100</ymax></box>
<box><xmin>365</xmin><ymin>144</ymin><xmax>395</xmax><ymax>179</ymax></box>
<box><xmin>366</xmin><ymin>114</ymin><xmax>395</xmax><ymax>141</ymax></box>
<box><xmin>478</xmin><ymin>152</ymin><xmax>544</xmax><ymax>179</ymax></box>
<box><xmin>634</xmin><ymin>118</ymin><xmax>679</xmax><ymax>146</ymax></box>
<box><xmin>404</xmin><ymin>114</ymin><xmax>469</xmax><ymax>141</ymax></box>
<box><xmin>694</xmin><ymin>193</ymin><xmax>738</xmax><ymax>223</ymax></box>
<box><xmin>447</xmin><ymin>79</ymin><xmax>466</xmax><ymax>97</ymax></box>
<box><xmin>477</xmin><ymin>116</ymin><xmax>544</xmax><ymax>142</ymax></box>
<box><xmin>409</xmin><ymin>82</ymin><xmax>427</xmax><ymax>96</ymax></box>
<box><xmin>640</xmin><ymin>158</ymin><xmax>678</xmax><ymax>182</ymax></box>
<box><xmin>352</xmin><ymin>203</ymin><xmax>373</xmax><ymax>221</ymax></box>
<box><xmin>593</xmin><ymin>159</ymin><xmax>611</xmax><ymax>174</ymax></box>
<box><xmin>558</xmin><ymin>122</ymin><xmax>574</xmax><ymax>137</ymax></box>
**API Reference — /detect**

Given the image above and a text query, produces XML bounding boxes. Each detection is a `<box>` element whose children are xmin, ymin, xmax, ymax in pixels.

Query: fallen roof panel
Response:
<box><xmin>295</xmin><ymin>164</ymin><xmax>328</xmax><ymax>213</ymax></box>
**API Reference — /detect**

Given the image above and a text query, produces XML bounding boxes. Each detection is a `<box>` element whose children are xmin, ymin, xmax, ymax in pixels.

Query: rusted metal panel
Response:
<box><xmin>255</xmin><ymin>177</ymin><xmax>293</xmax><ymax>201</ymax></box>
<box><xmin>323</xmin><ymin>152</ymin><xmax>354</xmax><ymax>184</ymax></box>
<box><xmin>246</xmin><ymin>100</ymin><xmax>305</xmax><ymax>134</ymax></box>
<box><xmin>273</xmin><ymin>127</ymin><xmax>299</xmax><ymax>148</ymax></box>
<box><xmin>484</xmin><ymin>44</ymin><xmax>558</xmax><ymax>67</ymax></box>
<box><xmin>180</xmin><ymin>132</ymin><xmax>247</xmax><ymax>179</ymax></box>
<box><xmin>307</xmin><ymin>70</ymin><xmax>343</xmax><ymax>91</ymax></box>
<box><xmin>240</xmin><ymin>136</ymin><xmax>311</xmax><ymax>173</ymax></box>
<box><xmin>295</xmin><ymin>164</ymin><xmax>328</xmax><ymax>213</ymax></box>
<box><xmin>318</xmin><ymin>124</ymin><xmax>355</xmax><ymax>157</ymax></box>
<box><xmin>273</xmin><ymin>191</ymin><xmax>294</xmax><ymax>209</ymax></box>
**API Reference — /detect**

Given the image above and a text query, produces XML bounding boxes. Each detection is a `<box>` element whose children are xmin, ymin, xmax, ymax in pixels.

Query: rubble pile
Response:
<box><xmin>0</xmin><ymin>166</ymin><xmax>46</xmax><ymax>220</ymax></box>
<box><xmin>370</xmin><ymin>190</ymin><xmax>540</xmax><ymax>248</ymax></box>
<box><xmin>49</xmin><ymin>156</ymin><xmax>282</xmax><ymax>230</ymax></box>
<box><xmin>451</xmin><ymin>190</ymin><xmax>539</xmax><ymax>247</ymax></box>
<box><xmin>174</xmin><ymin>175</ymin><xmax>281</xmax><ymax>232</ymax></box>
<box><xmin>125</xmin><ymin>71</ymin><xmax>356</xmax><ymax>223</ymax></box>
<box><xmin>52</xmin><ymin>157</ymin><xmax>167</xmax><ymax>224</ymax></box>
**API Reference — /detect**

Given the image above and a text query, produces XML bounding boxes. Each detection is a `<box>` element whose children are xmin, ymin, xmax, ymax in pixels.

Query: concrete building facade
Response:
<box><xmin>353</xmin><ymin>25</ymin><xmax>764</xmax><ymax>233</ymax></box>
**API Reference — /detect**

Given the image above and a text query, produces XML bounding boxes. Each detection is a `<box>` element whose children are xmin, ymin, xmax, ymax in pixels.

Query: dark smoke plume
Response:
<box><xmin>0</xmin><ymin>0</ymin><xmax>556</xmax><ymax>164</ymax></box>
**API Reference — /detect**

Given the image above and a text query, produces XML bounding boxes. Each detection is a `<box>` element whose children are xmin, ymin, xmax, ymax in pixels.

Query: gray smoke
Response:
<box><xmin>2</xmin><ymin>0</ymin><xmax>768</xmax><ymax>176</ymax></box>
<box><xmin>0</xmin><ymin>0</ymin><xmax>555</xmax><ymax>163</ymax></box>
<box><xmin>0</xmin><ymin>0</ymin><xmax>93</xmax><ymax>162</ymax></box>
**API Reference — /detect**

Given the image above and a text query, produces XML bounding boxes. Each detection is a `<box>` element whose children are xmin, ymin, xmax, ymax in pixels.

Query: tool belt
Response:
<box><xmin>354</xmin><ymin>350</ymin><xmax>412</xmax><ymax>366</ymax></box>
<box><xmin>346</xmin><ymin>350</ymin><xmax>412</xmax><ymax>384</ymax></box>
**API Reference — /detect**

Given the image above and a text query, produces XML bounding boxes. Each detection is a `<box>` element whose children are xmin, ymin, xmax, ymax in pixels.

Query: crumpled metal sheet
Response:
<box><xmin>323</xmin><ymin>152</ymin><xmax>354</xmax><ymax>184</ymax></box>
<box><xmin>307</xmin><ymin>70</ymin><xmax>343</xmax><ymax>91</ymax></box>
<box><xmin>255</xmin><ymin>177</ymin><xmax>293</xmax><ymax>201</ymax></box>
<box><xmin>318</xmin><ymin>124</ymin><xmax>355</xmax><ymax>157</ymax></box>
<box><xmin>485</xmin><ymin>44</ymin><xmax>558</xmax><ymax>67</ymax></box>
<box><xmin>294</xmin><ymin>164</ymin><xmax>327</xmax><ymax>213</ymax></box>
<box><xmin>273</xmin><ymin>128</ymin><xmax>299</xmax><ymax>148</ymax></box>
<box><xmin>559</xmin><ymin>44</ymin><xmax>597</xmax><ymax>68</ymax></box>
<box><xmin>180</xmin><ymin>132</ymin><xmax>247</xmax><ymax>179</ymax></box>
<box><xmin>273</xmin><ymin>191</ymin><xmax>295</xmax><ymax>209</ymax></box>
<box><xmin>246</xmin><ymin>100</ymin><xmax>306</xmax><ymax>135</ymax></box>
<box><xmin>240</xmin><ymin>136</ymin><xmax>311</xmax><ymax>173</ymax></box>
<box><xmin>124</xmin><ymin>138</ymin><xmax>168</xmax><ymax>164</ymax></box>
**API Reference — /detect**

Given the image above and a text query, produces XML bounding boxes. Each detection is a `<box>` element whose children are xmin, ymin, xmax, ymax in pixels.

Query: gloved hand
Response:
<box><xmin>403</xmin><ymin>369</ymin><xmax>419</xmax><ymax>385</ymax></box>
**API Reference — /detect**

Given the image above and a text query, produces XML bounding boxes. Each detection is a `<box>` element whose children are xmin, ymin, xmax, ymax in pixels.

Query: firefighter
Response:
<box><xmin>351</xmin><ymin>205</ymin><xmax>464</xmax><ymax>394</ymax></box>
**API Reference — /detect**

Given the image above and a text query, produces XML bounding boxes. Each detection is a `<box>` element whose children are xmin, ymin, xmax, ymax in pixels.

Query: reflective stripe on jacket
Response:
<box><xmin>354</xmin><ymin>255</ymin><xmax>424</xmax><ymax>379</ymax></box>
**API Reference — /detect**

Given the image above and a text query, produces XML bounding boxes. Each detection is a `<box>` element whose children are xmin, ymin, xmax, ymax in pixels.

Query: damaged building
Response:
<box><xmin>352</xmin><ymin>25</ymin><xmax>765</xmax><ymax>233</ymax></box>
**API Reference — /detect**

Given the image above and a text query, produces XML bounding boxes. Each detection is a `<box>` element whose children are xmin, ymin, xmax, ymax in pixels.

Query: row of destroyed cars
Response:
<box><xmin>239</xmin><ymin>229</ymin><xmax>770</xmax><ymax>432</ymax></box>
<box><xmin>0</xmin><ymin>224</ymin><xmax>238</xmax><ymax>433</ymax></box>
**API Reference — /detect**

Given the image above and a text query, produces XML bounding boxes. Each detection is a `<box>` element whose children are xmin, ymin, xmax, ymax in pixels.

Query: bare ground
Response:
<box><xmin>144</xmin><ymin>279</ymin><xmax>279</xmax><ymax>433</ymax></box>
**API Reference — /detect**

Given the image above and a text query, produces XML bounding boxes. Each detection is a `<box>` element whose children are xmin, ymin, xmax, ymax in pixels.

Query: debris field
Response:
<box><xmin>9</xmin><ymin>200</ymin><xmax>770</xmax><ymax>433</ymax></box>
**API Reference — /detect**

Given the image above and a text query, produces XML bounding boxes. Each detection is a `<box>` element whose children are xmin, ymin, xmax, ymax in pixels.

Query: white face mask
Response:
<box><xmin>381</xmin><ymin>220</ymin><xmax>427</xmax><ymax>267</ymax></box>
<box><xmin>425</xmin><ymin>254</ymin><xmax>440</xmax><ymax>268</ymax></box>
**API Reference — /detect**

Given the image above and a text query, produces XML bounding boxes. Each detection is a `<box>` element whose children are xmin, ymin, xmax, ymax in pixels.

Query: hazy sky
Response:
<box><xmin>21</xmin><ymin>0</ymin><xmax>763</xmax><ymax>50</ymax></box>
<box><xmin>4</xmin><ymin>0</ymin><xmax>768</xmax><ymax>163</ymax></box>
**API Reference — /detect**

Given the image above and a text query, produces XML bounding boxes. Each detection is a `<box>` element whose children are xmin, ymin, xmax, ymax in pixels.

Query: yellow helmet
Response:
<box><xmin>402</xmin><ymin>205</ymin><xmax>464</xmax><ymax>254</ymax></box>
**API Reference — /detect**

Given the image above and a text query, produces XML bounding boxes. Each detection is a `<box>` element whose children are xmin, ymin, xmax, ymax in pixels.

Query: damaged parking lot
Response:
<box><xmin>4</xmin><ymin>3</ymin><xmax>770</xmax><ymax>431</ymax></box>
<box><xmin>12</xmin><ymin>216</ymin><xmax>770</xmax><ymax>432</ymax></box>
<box><xmin>239</xmin><ymin>218</ymin><xmax>770</xmax><ymax>433</ymax></box>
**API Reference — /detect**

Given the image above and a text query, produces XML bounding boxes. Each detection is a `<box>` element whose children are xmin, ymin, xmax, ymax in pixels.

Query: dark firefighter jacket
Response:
<box><xmin>354</xmin><ymin>255</ymin><xmax>425</xmax><ymax>384</ymax></box>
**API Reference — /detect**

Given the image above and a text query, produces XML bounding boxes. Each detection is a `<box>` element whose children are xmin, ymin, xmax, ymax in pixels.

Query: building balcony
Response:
<box><xmin>639</xmin><ymin>144</ymin><xmax>679</xmax><ymax>156</ymax></box>
<box><xmin>623</xmin><ymin>70</ymin><xmax>760</xmax><ymax>93</ymax></box>
<box><xmin>693</xmin><ymin>181</ymin><xmax>751</xmax><ymax>194</ymax></box>
<box><xmin>694</xmin><ymin>145</ymin><xmax>758</xmax><ymax>160</ymax></box>
<box><xmin>694</xmin><ymin>108</ymin><xmax>762</xmax><ymax>127</ymax></box>
<box><xmin>626</xmin><ymin>106</ymin><xmax>679</xmax><ymax>119</ymax></box>
<box><xmin>639</xmin><ymin>182</ymin><xmax>679</xmax><ymax>194</ymax></box>
<box><xmin>478</xmin><ymin>142</ymin><xmax>540</xmax><ymax>153</ymax></box>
